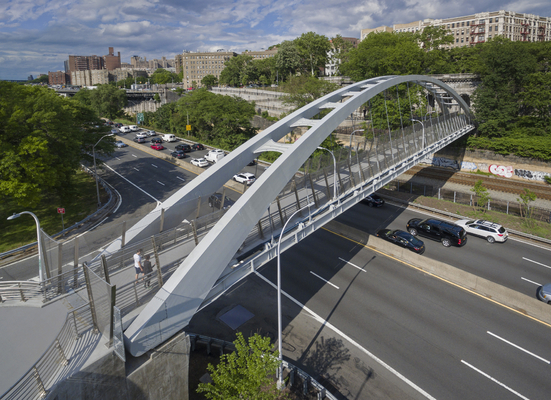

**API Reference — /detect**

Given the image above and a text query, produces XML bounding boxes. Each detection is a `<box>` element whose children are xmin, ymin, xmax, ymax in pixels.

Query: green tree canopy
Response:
<box><xmin>329</xmin><ymin>34</ymin><xmax>355</xmax><ymax>75</ymax></box>
<box><xmin>275</xmin><ymin>41</ymin><xmax>301</xmax><ymax>81</ymax></box>
<box><xmin>294</xmin><ymin>31</ymin><xmax>331</xmax><ymax>76</ymax></box>
<box><xmin>219</xmin><ymin>54</ymin><xmax>253</xmax><ymax>86</ymax></box>
<box><xmin>83</xmin><ymin>84</ymin><xmax>128</xmax><ymax>120</ymax></box>
<box><xmin>0</xmin><ymin>82</ymin><xmax>114</xmax><ymax>206</ymax></box>
<box><xmin>150</xmin><ymin>68</ymin><xmax>181</xmax><ymax>84</ymax></box>
<box><xmin>201</xmin><ymin>74</ymin><xmax>218</xmax><ymax>87</ymax></box>
<box><xmin>281</xmin><ymin>75</ymin><xmax>339</xmax><ymax>109</ymax></box>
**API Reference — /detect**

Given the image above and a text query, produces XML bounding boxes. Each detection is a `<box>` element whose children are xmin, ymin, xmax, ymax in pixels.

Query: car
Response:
<box><xmin>151</xmin><ymin>137</ymin><xmax>163</xmax><ymax>144</ymax></box>
<box><xmin>135</xmin><ymin>132</ymin><xmax>148</xmax><ymax>139</ymax></box>
<box><xmin>191</xmin><ymin>143</ymin><xmax>205</xmax><ymax>151</ymax></box>
<box><xmin>162</xmin><ymin>134</ymin><xmax>177</xmax><ymax>142</ymax></box>
<box><xmin>208</xmin><ymin>193</ymin><xmax>235</xmax><ymax>209</ymax></box>
<box><xmin>151</xmin><ymin>144</ymin><xmax>164</xmax><ymax>150</ymax></box>
<box><xmin>129</xmin><ymin>125</ymin><xmax>139</xmax><ymax>131</ymax></box>
<box><xmin>111</xmin><ymin>128</ymin><xmax>119</xmax><ymax>134</ymax></box>
<box><xmin>406</xmin><ymin>218</ymin><xmax>467</xmax><ymax>247</ymax></box>
<box><xmin>114</xmin><ymin>140</ymin><xmax>128</xmax><ymax>148</ymax></box>
<box><xmin>455</xmin><ymin>219</ymin><xmax>508</xmax><ymax>243</ymax></box>
<box><xmin>536</xmin><ymin>283</ymin><xmax>551</xmax><ymax>304</ymax></box>
<box><xmin>191</xmin><ymin>158</ymin><xmax>209</xmax><ymax>167</ymax></box>
<box><xmin>175</xmin><ymin>143</ymin><xmax>192</xmax><ymax>152</ymax></box>
<box><xmin>233</xmin><ymin>172</ymin><xmax>256</xmax><ymax>185</ymax></box>
<box><xmin>145</xmin><ymin>130</ymin><xmax>156</xmax><ymax>136</ymax></box>
<box><xmin>134</xmin><ymin>137</ymin><xmax>146</xmax><ymax>143</ymax></box>
<box><xmin>114</xmin><ymin>123</ymin><xmax>123</xmax><ymax>128</ymax></box>
<box><xmin>205</xmin><ymin>149</ymin><xmax>225</xmax><ymax>163</ymax></box>
<box><xmin>171</xmin><ymin>150</ymin><xmax>186</xmax><ymax>159</ymax></box>
<box><xmin>377</xmin><ymin>229</ymin><xmax>425</xmax><ymax>254</ymax></box>
<box><xmin>119</xmin><ymin>126</ymin><xmax>131</xmax><ymax>133</ymax></box>
<box><xmin>361</xmin><ymin>194</ymin><xmax>385</xmax><ymax>207</ymax></box>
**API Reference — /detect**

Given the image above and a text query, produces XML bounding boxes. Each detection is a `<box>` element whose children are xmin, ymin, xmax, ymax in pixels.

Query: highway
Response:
<box><xmin>257</xmin><ymin>221</ymin><xmax>551</xmax><ymax>399</ymax></box>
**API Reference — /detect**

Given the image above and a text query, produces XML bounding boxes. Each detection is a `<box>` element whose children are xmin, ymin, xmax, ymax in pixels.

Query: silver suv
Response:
<box><xmin>455</xmin><ymin>219</ymin><xmax>508</xmax><ymax>243</ymax></box>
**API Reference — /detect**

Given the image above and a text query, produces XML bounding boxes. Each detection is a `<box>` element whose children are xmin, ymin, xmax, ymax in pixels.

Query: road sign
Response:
<box><xmin>186</xmin><ymin>125</ymin><xmax>191</xmax><ymax>131</ymax></box>
<box><xmin>57</xmin><ymin>208</ymin><xmax>65</xmax><ymax>214</ymax></box>
<box><xmin>137</xmin><ymin>113</ymin><xmax>144</xmax><ymax>123</ymax></box>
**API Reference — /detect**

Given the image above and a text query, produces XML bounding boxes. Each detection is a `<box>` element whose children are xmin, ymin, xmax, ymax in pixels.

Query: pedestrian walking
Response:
<box><xmin>134</xmin><ymin>249</ymin><xmax>143</xmax><ymax>283</ymax></box>
<box><xmin>142</xmin><ymin>254</ymin><xmax>154</xmax><ymax>288</ymax></box>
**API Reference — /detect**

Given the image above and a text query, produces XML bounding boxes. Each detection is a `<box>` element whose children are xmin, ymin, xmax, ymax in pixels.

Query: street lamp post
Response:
<box><xmin>93</xmin><ymin>134</ymin><xmax>115</xmax><ymax>209</ymax></box>
<box><xmin>317</xmin><ymin>146</ymin><xmax>338</xmax><ymax>201</ymax></box>
<box><xmin>276</xmin><ymin>201</ymin><xmax>314</xmax><ymax>389</ymax></box>
<box><xmin>7</xmin><ymin>212</ymin><xmax>44</xmax><ymax>281</ymax></box>
<box><xmin>411</xmin><ymin>119</ymin><xmax>425</xmax><ymax>149</ymax></box>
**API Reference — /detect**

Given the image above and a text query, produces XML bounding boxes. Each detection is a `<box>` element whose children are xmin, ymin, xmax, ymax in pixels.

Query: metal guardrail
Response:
<box><xmin>0</xmin><ymin>303</ymin><xmax>94</xmax><ymax>400</ymax></box>
<box><xmin>0</xmin><ymin>282</ymin><xmax>42</xmax><ymax>303</ymax></box>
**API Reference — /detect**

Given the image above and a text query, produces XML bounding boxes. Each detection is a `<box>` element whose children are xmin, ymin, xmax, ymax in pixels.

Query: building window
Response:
<box><xmin>456</xmin><ymin>38</ymin><xmax>459</xmax><ymax>43</ymax></box>
<box><xmin>495</xmin><ymin>17</ymin><xmax>499</xmax><ymax>22</ymax></box>
<box><xmin>452</xmin><ymin>23</ymin><xmax>455</xmax><ymax>28</ymax></box>
<box><xmin>489</xmin><ymin>26</ymin><xmax>492</xmax><ymax>32</ymax></box>
<box><xmin>489</xmin><ymin>18</ymin><xmax>493</xmax><ymax>23</ymax></box>
<box><xmin>467</xmin><ymin>21</ymin><xmax>470</xmax><ymax>26</ymax></box>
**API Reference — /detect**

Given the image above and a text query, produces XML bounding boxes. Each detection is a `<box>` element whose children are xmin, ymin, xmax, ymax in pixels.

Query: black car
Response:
<box><xmin>176</xmin><ymin>144</ymin><xmax>192</xmax><ymax>152</ymax></box>
<box><xmin>114</xmin><ymin>123</ymin><xmax>122</xmax><ymax>128</ymax></box>
<box><xmin>377</xmin><ymin>229</ymin><xmax>425</xmax><ymax>254</ymax></box>
<box><xmin>171</xmin><ymin>150</ymin><xmax>186</xmax><ymax>159</ymax></box>
<box><xmin>191</xmin><ymin>143</ymin><xmax>205</xmax><ymax>151</ymax></box>
<box><xmin>208</xmin><ymin>193</ymin><xmax>235</xmax><ymax>210</ymax></box>
<box><xmin>406</xmin><ymin>218</ymin><xmax>467</xmax><ymax>247</ymax></box>
<box><xmin>361</xmin><ymin>194</ymin><xmax>385</xmax><ymax>207</ymax></box>
<box><xmin>134</xmin><ymin>137</ymin><xmax>146</xmax><ymax>143</ymax></box>
<box><xmin>151</xmin><ymin>137</ymin><xmax>163</xmax><ymax>144</ymax></box>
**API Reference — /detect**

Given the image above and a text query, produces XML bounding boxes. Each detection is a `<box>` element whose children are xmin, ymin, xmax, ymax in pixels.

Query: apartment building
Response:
<box><xmin>325</xmin><ymin>37</ymin><xmax>360</xmax><ymax>76</ymax></box>
<box><xmin>104</xmin><ymin>47</ymin><xmax>121</xmax><ymax>71</ymax></box>
<box><xmin>361</xmin><ymin>10</ymin><xmax>551</xmax><ymax>48</ymax></box>
<box><xmin>178</xmin><ymin>50</ymin><xmax>236</xmax><ymax>87</ymax></box>
<box><xmin>48</xmin><ymin>71</ymin><xmax>70</xmax><ymax>85</ymax></box>
<box><xmin>242</xmin><ymin>49</ymin><xmax>278</xmax><ymax>60</ymax></box>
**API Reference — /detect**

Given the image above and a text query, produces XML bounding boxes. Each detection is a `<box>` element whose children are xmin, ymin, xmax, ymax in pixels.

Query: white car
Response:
<box><xmin>205</xmin><ymin>149</ymin><xmax>225</xmax><ymax>163</ymax></box>
<box><xmin>129</xmin><ymin>125</ymin><xmax>139</xmax><ymax>131</ymax></box>
<box><xmin>233</xmin><ymin>172</ymin><xmax>256</xmax><ymax>185</ymax></box>
<box><xmin>455</xmin><ymin>219</ymin><xmax>508</xmax><ymax>243</ymax></box>
<box><xmin>110</xmin><ymin>128</ymin><xmax>119</xmax><ymax>134</ymax></box>
<box><xmin>115</xmin><ymin>140</ymin><xmax>128</xmax><ymax>148</ymax></box>
<box><xmin>135</xmin><ymin>132</ymin><xmax>148</xmax><ymax>139</ymax></box>
<box><xmin>191</xmin><ymin>158</ymin><xmax>209</xmax><ymax>167</ymax></box>
<box><xmin>145</xmin><ymin>130</ymin><xmax>156</xmax><ymax>136</ymax></box>
<box><xmin>119</xmin><ymin>126</ymin><xmax>131</xmax><ymax>133</ymax></box>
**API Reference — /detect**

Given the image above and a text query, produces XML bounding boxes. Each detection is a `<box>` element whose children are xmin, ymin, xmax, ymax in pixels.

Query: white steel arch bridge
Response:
<box><xmin>115</xmin><ymin>75</ymin><xmax>475</xmax><ymax>356</ymax></box>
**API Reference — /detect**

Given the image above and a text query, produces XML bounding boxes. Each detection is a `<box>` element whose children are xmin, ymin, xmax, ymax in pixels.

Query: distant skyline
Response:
<box><xmin>1</xmin><ymin>1</ymin><xmax>550</xmax><ymax>80</ymax></box>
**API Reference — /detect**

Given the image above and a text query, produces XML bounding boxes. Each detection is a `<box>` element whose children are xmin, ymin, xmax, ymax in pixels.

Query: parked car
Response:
<box><xmin>406</xmin><ymin>218</ymin><xmax>467</xmax><ymax>247</ymax></box>
<box><xmin>233</xmin><ymin>172</ymin><xmax>256</xmax><ymax>185</ymax></box>
<box><xmin>175</xmin><ymin>143</ymin><xmax>192</xmax><ymax>152</ymax></box>
<box><xmin>536</xmin><ymin>283</ymin><xmax>551</xmax><ymax>304</ymax></box>
<box><xmin>208</xmin><ymin>193</ymin><xmax>235</xmax><ymax>209</ymax></box>
<box><xmin>151</xmin><ymin>137</ymin><xmax>163</xmax><ymax>144</ymax></box>
<box><xmin>145</xmin><ymin>130</ymin><xmax>156</xmax><ymax>136</ymax></box>
<box><xmin>134</xmin><ymin>137</ymin><xmax>146</xmax><ymax>143</ymax></box>
<box><xmin>111</xmin><ymin>128</ymin><xmax>119</xmax><ymax>134</ymax></box>
<box><xmin>205</xmin><ymin>149</ymin><xmax>225</xmax><ymax>163</ymax></box>
<box><xmin>171</xmin><ymin>150</ymin><xmax>186</xmax><ymax>159</ymax></box>
<box><xmin>135</xmin><ymin>132</ymin><xmax>148</xmax><ymax>139</ymax></box>
<box><xmin>191</xmin><ymin>143</ymin><xmax>205</xmax><ymax>151</ymax></box>
<box><xmin>191</xmin><ymin>158</ymin><xmax>209</xmax><ymax>167</ymax></box>
<box><xmin>151</xmin><ymin>144</ymin><xmax>164</xmax><ymax>150</ymax></box>
<box><xmin>114</xmin><ymin>123</ymin><xmax>123</xmax><ymax>128</ymax></box>
<box><xmin>115</xmin><ymin>140</ymin><xmax>128</xmax><ymax>148</ymax></box>
<box><xmin>455</xmin><ymin>219</ymin><xmax>508</xmax><ymax>243</ymax></box>
<box><xmin>129</xmin><ymin>125</ymin><xmax>139</xmax><ymax>131</ymax></box>
<box><xmin>361</xmin><ymin>194</ymin><xmax>385</xmax><ymax>207</ymax></box>
<box><xmin>377</xmin><ymin>229</ymin><xmax>425</xmax><ymax>254</ymax></box>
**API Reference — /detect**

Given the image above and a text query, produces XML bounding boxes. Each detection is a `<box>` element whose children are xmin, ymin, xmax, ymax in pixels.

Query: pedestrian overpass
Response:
<box><xmin>113</xmin><ymin>75</ymin><xmax>475</xmax><ymax>356</ymax></box>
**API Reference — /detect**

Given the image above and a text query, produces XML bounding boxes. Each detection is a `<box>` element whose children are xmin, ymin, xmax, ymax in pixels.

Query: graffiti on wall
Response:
<box><xmin>424</xmin><ymin>156</ymin><xmax>459</xmax><ymax>170</ymax></box>
<box><xmin>515</xmin><ymin>169</ymin><xmax>551</xmax><ymax>182</ymax></box>
<box><xmin>460</xmin><ymin>161</ymin><xmax>477</xmax><ymax>171</ymax></box>
<box><xmin>489</xmin><ymin>164</ymin><xmax>514</xmax><ymax>178</ymax></box>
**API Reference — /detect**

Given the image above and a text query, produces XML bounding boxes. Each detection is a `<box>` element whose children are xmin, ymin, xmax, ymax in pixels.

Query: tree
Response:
<box><xmin>294</xmin><ymin>32</ymin><xmax>331</xmax><ymax>76</ymax></box>
<box><xmin>329</xmin><ymin>35</ymin><xmax>355</xmax><ymax>75</ymax></box>
<box><xmin>154</xmin><ymin>93</ymin><xmax>161</xmax><ymax>103</ymax></box>
<box><xmin>150</xmin><ymin>68</ymin><xmax>180</xmax><ymax>84</ymax></box>
<box><xmin>0</xmin><ymin>82</ymin><xmax>114</xmax><ymax>207</ymax></box>
<box><xmin>275</xmin><ymin>41</ymin><xmax>301</xmax><ymax>81</ymax></box>
<box><xmin>517</xmin><ymin>188</ymin><xmax>537</xmax><ymax>223</ymax></box>
<box><xmin>202</xmin><ymin>74</ymin><xmax>218</xmax><ymax>87</ymax></box>
<box><xmin>471</xmin><ymin>180</ymin><xmax>491</xmax><ymax>213</ymax></box>
<box><xmin>197</xmin><ymin>332</ymin><xmax>284</xmax><ymax>400</ymax></box>
<box><xmin>219</xmin><ymin>54</ymin><xmax>253</xmax><ymax>86</ymax></box>
<box><xmin>417</xmin><ymin>26</ymin><xmax>454</xmax><ymax>74</ymax></box>
<box><xmin>87</xmin><ymin>84</ymin><xmax>128</xmax><ymax>120</ymax></box>
<box><xmin>281</xmin><ymin>75</ymin><xmax>339</xmax><ymax>109</ymax></box>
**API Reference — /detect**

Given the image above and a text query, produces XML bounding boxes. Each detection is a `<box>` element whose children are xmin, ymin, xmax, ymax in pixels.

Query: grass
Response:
<box><xmin>0</xmin><ymin>169</ymin><xmax>102</xmax><ymax>253</ymax></box>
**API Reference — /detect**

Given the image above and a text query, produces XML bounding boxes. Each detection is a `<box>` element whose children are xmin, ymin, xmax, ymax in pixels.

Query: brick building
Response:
<box><xmin>48</xmin><ymin>71</ymin><xmax>70</xmax><ymax>85</ymax></box>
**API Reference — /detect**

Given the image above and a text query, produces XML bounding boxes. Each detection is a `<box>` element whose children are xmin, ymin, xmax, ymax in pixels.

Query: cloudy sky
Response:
<box><xmin>1</xmin><ymin>0</ymin><xmax>550</xmax><ymax>80</ymax></box>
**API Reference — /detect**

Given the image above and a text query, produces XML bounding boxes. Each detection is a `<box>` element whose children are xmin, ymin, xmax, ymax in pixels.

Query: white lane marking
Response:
<box><xmin>487</xmin><ymin>331</ymin><xmax>550</xmax><ymax>364</ymax></box>
<box><xmin>103</xmin><ymin>164</ymin><xmax>161</xmax><ymax>205</ymax></box>
<box><xmin>252</xmin><ymin>272</ymin><xmax>436</xmax><ymax>400</ymax></box>
<box><xmin>176</xmin><ymin>176</ymin><xmax>186</xmax><ymax>182</ymax></box>
<box><xmin>133</xmin><ymin>167</ymin><xmax>139</xmax><ymax>171</ymax></box>
<box><xmin>309</xmin><ymin>271</ymin><xmax>339</xmax><ymax>289</ymax></box>
<box><xmin>151</xmin><ymin>164</ymin><xmax>158</xmax><ymax>168</ymax></box>
<box><xmin>521</xmin><ymin>277</ymin><xmax>541</xmax><ymax>286</ymax></box>
<box><xmin>338</xmin><ymin>257</ymin><xmax>366</xmax><ymax>272</ymax></box>
<box><xmin>116</xmin><ymin>157</ymin><xmax>121</xmax><ymax>160</ymax></box>
<box><xmin>522</xmin><ymin>257</ymin><xmax>551</xmax><ymax>270</ymax></box>
<box><xmin>157</xmin><ymin>181</ymin><xmax>165</xmax><ymax>186</ymax></box>
<box><xmin>461</xmin><ymin>360</ymin><xmax>529</xmax><ymax>400</ymax></box>
<box><xmin>132</xmin><ymin>154</ymin><xmax>137</xmax><ymax>158</ymax></box>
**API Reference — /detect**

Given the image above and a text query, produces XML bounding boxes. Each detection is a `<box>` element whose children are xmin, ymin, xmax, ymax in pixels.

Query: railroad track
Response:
<box><xmin>403</xmin><ymin>166</ymin><xmax>551</xmax><ymax>201</ymax></box>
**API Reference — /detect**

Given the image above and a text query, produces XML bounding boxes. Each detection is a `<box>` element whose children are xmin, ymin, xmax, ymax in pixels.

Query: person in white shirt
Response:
<box><xmin>134</xmin><ymin>249</ymin><xmax>143</xmax><ymax>283</ymax></box>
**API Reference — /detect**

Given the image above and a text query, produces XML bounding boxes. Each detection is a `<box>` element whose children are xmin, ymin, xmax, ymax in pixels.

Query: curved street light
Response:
<box><xmin>93</xmin><ymin>133</ymin><xmax>115</xmax><ymax>209</ymax></box>
<box><xmin>7</xmin><ymin>212</ymin><xmax>44</xmax><ymax>281</ymax></box>
<box><xmin>410</xmin><ymin>119</ymin><xmax>425</xmax><ymax>150</ymax></box>
<box><xmin>317</xmin><ymin>146</ymin><xmax>338</xmax><ymax>201</ymax></box>
<box><xmin>276</xmin><ymin>201</ymin><xmax>314</xmax><ymax>389</ymax></box>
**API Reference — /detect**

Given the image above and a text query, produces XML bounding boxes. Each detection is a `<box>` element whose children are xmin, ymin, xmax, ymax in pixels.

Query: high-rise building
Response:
<box><xmin>48</xmin><ymin>71</ymin><xmax>70</xmax><ymax>85</ymax></box>
<box><xmin>361</xmin><ymin>10</ymin><xmax>551</xmax><ymax>48</ymax></box>
<box><xmin>104</xmin><ymin>47</ymin><xmax>121</xmax><ymax>71</ymax></box>
<box><xmin>180</xmin><ymin>50</ymin><xmax>237</xmax><ymax>87</ymax></box>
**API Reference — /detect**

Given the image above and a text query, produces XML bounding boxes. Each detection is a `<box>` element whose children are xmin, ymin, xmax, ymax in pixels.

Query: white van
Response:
<box><xmin>119</xmin><ymin>126</ymin><xmax>131</xmax><ymax>133</ymax></box>
<box><xmin>205</xmin><ymin>149</ymin><xmax>225</xmax><ymax>163</ymax></box>
<box><xmin>129</xmin><ymin>125</ymin><xmax>139</xmax><ymax>131</ymax></box>
<box><xmin>162</xmin><ymin>134</ymin><xmax>177</xmax><ymax>142</ymax></box>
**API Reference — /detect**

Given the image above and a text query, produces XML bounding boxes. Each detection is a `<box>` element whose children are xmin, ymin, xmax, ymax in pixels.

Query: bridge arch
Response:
<box><xmin>122</xmin><ymin>75</ymin><xmax>473</xmax><ymax>356</ymax></box>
